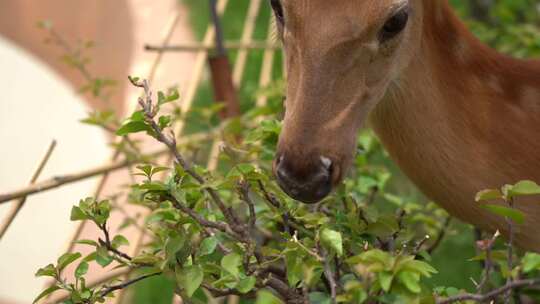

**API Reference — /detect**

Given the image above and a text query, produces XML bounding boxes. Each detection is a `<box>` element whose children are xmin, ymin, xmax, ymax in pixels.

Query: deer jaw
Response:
<box><xmin>272</xmin><ymin>0</ymin><xmax>424</xmax><ymax>202</ymax></box>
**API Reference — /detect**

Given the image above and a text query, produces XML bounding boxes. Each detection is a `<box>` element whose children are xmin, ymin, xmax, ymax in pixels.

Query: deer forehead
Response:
<box><xmin>283</xmin><ymin>0</ymin><xmax>411</xmax><ymax>35</ymax></box>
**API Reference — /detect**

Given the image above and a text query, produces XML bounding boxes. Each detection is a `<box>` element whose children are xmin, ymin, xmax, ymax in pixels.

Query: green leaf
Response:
<box><xmin>70</xmin><ymin>206</ymin><xmax>89</xmax><ymax>221</ymax></box>
<box><xmin>33</xmin><ymin>286</ymin><xmax>61</xmax><ymax>304</ymax></box>
<box><xmin>285</xmin><ymin>250</ymin><xmax>303</xmax><ymax>287</ymax></box>
<box><xmin>75</xmin><ymin>262</ymin><xmax>89</xmax><ymax>279</ymax></box>
<box><xmin>57</xmin><ymin>252</ymin><xmax>82</xmax><ymax>271</ymax></box>
<box><xmin>176</xmin><ymin>265</ymin><xmax>203</xmax><ymax>297</ymax></box>
<box><xmin>112</xmin><ymin>235</ymin><xmax>130</xmax><ymax>249</ymax></box>
<box><xmin>256</xmin><ymin>290</ymin><xmax>283</xmax><ymax>304</ymax></box>
<box><xmin>158</xmin><ymin>91</ymin><xmax>167</xmax><ymax>106</ymax></box>
<box><xmin>309</xmin><ymin>292</ymin><xmax>332</xmax><ymax>304</ymax></box>
<box><xmin>401</xmin><ymin>260</ymin><xmax>438</xmax><ymax>277</ymax></box>
<box><xmin>237</xmin><ymin>276</ymin><xmax>256</xmax><ymax>294</ymax></box>
<box><xmin>379</xmin><ymin>272</ymin><xmax>394</xmax><ymax>292</ymax></box>
<box><xmin>167</xmin><ymin>89</ymin><xmax>180</xmax><ymax>102</ymax></box>
<box><xmin>74</xmin><ymin>239</ymin><xmax>98</xmax><ymax>247</ymax></box>
<box><xmin>96</xmin><ymin>246</ymin><xmax>113</xmax><ymax>267</ymax></box>
<box><xmin>165</xmin><ymin>233</ymin><xmax>186</xmax><ymax>262</ymax></box>
<box><xmin>221</xmin><ymin>252</ymin><xmax>242</xmax><ymax>278</ymax></box>
<box><xmin>481</xmin><ymin>204</ymin><xmax>525</xmax><ymax>224</ymax></box>
<box><xmin>130</xmin><ymin>110</ymin><xmax>145</xmax><ymax>122</ymax></box>
<box><xmin>158</xmin><ymin>115</ymin><xmax>172</xmax><ymax>130</ymax></box>
<box><xmin>131</xmin><ymin>253</ymin><xmax>160</xmax><ymax>266</ymax></box>
<box><xmin>508</xmin><ymin>180</ymin><xmax>540</xmax><ymax>198</ymax></box>
<box><xmin>320</xmin><ymin>228</ymin><xmax>343</xmax><ymax>256</ymax></box>
<box><xmin>199</xmin><ymin>237</ymin><xmax>218</xmax><ymax>256</ymax></box>
<box><xmin>522</xmin><ymin>253</ymin><xmax>540</xmax><ymax>273</ymax></box>
<box><xmin>116</xmin><ymin>121</ymin><xmax>150</xmax><ymax>136</ymax></box>
<box><xmin>35</xmin><ymin>264</ymin><xmax>56</xmax><ymax>278</ymax></box>
<box><xmin>128</xmin><ymin>75</ymin><xmax>140</xmax><ymax>84</ymax></box>
<box><xmin>397</xmin><ymin>271</ymin><xmax>421</xmax><ymax>293</ymax></box>
<box><xmin>475</xmin><ymin>189</ymin><xmax>503</xmax><ymax>202</ymax></box>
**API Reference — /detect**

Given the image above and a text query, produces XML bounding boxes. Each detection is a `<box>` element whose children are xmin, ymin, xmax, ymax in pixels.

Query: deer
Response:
<box><xmin>269</xmin><ymin>0</ymin><xmax>540</xmax><ymax>252</ymax></box>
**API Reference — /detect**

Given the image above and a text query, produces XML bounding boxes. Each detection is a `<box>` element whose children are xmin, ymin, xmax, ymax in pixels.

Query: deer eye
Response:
<box><xmin>380</xmin><ymin>8</ymin><xmax>409</xmax><ymax>42</ymax></box>
<box><xmin>270</xmin><ymin>0</ymin><xmax>284</xmax><ymax>24</ymax></box>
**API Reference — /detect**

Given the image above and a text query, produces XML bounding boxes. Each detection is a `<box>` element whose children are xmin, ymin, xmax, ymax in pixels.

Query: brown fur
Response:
<box><xmin>276</xmin><ymin>0</ymin><xmax>540</xmax><ymax>251</ymax></box>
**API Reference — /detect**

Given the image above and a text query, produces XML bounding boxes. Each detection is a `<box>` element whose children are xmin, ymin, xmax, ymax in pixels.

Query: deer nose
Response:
<box><xmin>275</xmin><ymin>155</ymin><xmax>333</xmax><ymax>204</ymax></box>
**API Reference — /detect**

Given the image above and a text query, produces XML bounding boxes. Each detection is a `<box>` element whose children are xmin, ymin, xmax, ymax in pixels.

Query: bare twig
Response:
<box><xmin>0</xmin><ymin>133</ymin><xmax>212</xmax><ymax>205</ymax></box>
<box><xmin>202</xmin><ymin>283</ymin><xmax>255</xmax><ymax>298</ymax></box>
<box><xmin>238</xmin><ymin>181</ymin><xmax>256</xmax><ymax>230</ymax></box>
<box><xmin>0</xmin><ymin>140</ymin><xmax>57</xmax><ymax>239</ymax></box>
<box><xmin>321</xmin><ymin>249</ymin><xmax>338</xmax><ymax>304</ymax></box>
<box><xmin>99</xmin><ymin>272</ymin><xmax>162</xmax><ymax>298</ymax></box>
<box><xmin>427</xmin><ymin>217</ymin><xmax>452</xmax><ymax>254</ymax></box>
<box><xmin>476</xmin><ymin>230</ymin><xmax>500</xmax><ymax>293</ymax></box>
<box><xmin>437</xmin><ymin>278</ymin><xmax>540</xmax><ymax>304</ymax></box>
<box><xmin>505</xmin><ymin>198</ymin><xmax>516</xmax><ymax>303</ymax></box>
<box><xmin>413</xmin><ymin>235</ymin><xmax>431</xmax><ymax>256</ymax></box>
<box><xmin>168</xmin><ymin>195</ymin><xmax>238</xmax><ymax>239</ymax></box>
<box><xmin>257</xmin><ymin>181</ymin><xmax>292</xmax><ymax>235</ymax></box>
<box><xmin>98</xmin><ymin>222</ymin><xmax>132</xmax><ymax>262</ymax></box>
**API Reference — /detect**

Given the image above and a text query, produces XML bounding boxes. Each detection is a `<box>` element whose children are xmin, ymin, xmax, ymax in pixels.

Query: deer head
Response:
<box><xmin>271</xmin><ymin>0</ymin><xmax>425</xmax><ymax>203</ymax></box>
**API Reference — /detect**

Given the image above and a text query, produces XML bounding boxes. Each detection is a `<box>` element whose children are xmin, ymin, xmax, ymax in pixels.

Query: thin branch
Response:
<box><xmin>99</xmin><ymin>272</ymin><xmax>162</xmax><ymax>298</ymax></box>
<box><xmin>168</xmin><ymin>195</ymin><xmax>238</xmax><ymax>239</ymax></box>
<box><xmin>321</xmin><ymin>249</ymin><xmax>338</xmax><ymax>304</ymax></box>
<box><xmin>0</xmin><ymin>133</ymin><xmax>213</xmax><ymax>204</ymax></box>
<box><xmin>98</xmin><ymin>222</ymin><xmax>132</xmax><ymax>261</ymax></box>
<box><xmin>132</xmin><ymin>78</ymin><xmax>241</xmax><ymax>230</ymax></box>
<box><xmin>202</xmin><ymin>283</ymin><xmax>255</xmax><ymax>298</ymax></box>
<box><xmin>427</xmin><ymin>217</ymin><xmax>452</xmax><ymax>255</ymax></box>
<box><xmin>437</xmin><ymin>278</ymin><xmax>540</xmax><ymax>304</ymax></box>
<box><xmin>476</xmin><ymin>230</ymin><xmax>500</xmax><ymax>293</ymax></box>
<box><xmin>413</xmin><ymin>235</ymin><xmax>431</xmax><ymax>256</ymax></box>
<box><xmin>238</xmin><ymin>181</ymin><xmax>256</xmax><ymax>230</ymax></box>
<box><xmin>505</xmin><ymin>198</ymin><xmax>516</xmax><ymax>303</ymax></box>
<box><xmin>257</xmin><ymin>181</ymin><xmax>292</xmax><ymax>235</ymax></box>
<box><xmin>0</xmin><ymin>140</ymin><xmax>57</xmax><ymax>239</ymax></box>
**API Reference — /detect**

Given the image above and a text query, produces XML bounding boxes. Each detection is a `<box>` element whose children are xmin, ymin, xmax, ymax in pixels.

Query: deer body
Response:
<box><xmin>372</xmin><ymin>3</ymin><xmax>540</xmax><ymax>251</ymax></box>
<box><xmin>271</xmin><ymin>0</ymin><xmax>540</xmax><ymax>251</ymax></box>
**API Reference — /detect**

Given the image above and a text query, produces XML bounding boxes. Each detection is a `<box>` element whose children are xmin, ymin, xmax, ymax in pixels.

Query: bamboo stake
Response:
<box><xmin>0</xmin><ymin>140</ymin><xmax>57</xmax><ymax>239</ymax></box>
<box><xmin>0</xmin><ymin>130</ymin><xmax>215</xmax><ymax>204</ymax></box>
<box><xmin>174</xmin><ymin>0</ymin><xmax>230</xmax><ymax>138</ymax></box>
<box><xmin>0</xmin><ymin>156</ymin><xmax>132</xmax><ymax>204</ymax></box>
<box><xmin>207</xmin><ymin>0</ymin><xmax>262</xmax><ymax>172</ymax></box>
<box><xmin>232</xmin><ymin>0</ymin><xmax>263</xmax><ymax>86</ymax></box>
<box><xmin>256</xmin><ymin>19</ymin><xmax>278</xmax><ymax>108</ymax></box>
<box><xmin>145</xmin><ymin>41</ymin><xmax>279</xmax><ymax>52</ymax></box>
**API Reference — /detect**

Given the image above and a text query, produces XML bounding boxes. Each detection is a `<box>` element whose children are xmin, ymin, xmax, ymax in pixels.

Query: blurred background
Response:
<box><xmin>0</xmin><ymin>0</ymin><xmax>538</xmax><ymax>303</ymax></box>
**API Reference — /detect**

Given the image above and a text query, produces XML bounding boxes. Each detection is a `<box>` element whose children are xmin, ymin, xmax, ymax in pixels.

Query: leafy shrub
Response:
<box><xmin>34</xmin><ymin>78</ymin><xmax>540</xmax><ymax>304</ymax></box>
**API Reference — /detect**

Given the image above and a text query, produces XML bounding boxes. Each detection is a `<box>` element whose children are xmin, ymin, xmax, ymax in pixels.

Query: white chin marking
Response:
<box><xmin>320</xmin><ymin>156</ymin><xmax>332</xmax><ymax>169</ymax></box>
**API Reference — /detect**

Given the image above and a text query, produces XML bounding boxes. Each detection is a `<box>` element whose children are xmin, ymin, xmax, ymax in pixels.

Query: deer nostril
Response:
<box><xmin>274</xmin><ymin>155</ymin><xmax>333</xmax><ymax>204</ymax></box>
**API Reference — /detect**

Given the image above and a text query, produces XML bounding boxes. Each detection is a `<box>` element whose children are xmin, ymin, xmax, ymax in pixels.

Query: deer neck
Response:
<box><xmin>370</xmin><ymin>1</ymin><xmax>540</xmax><ymax>220</ymax></box>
